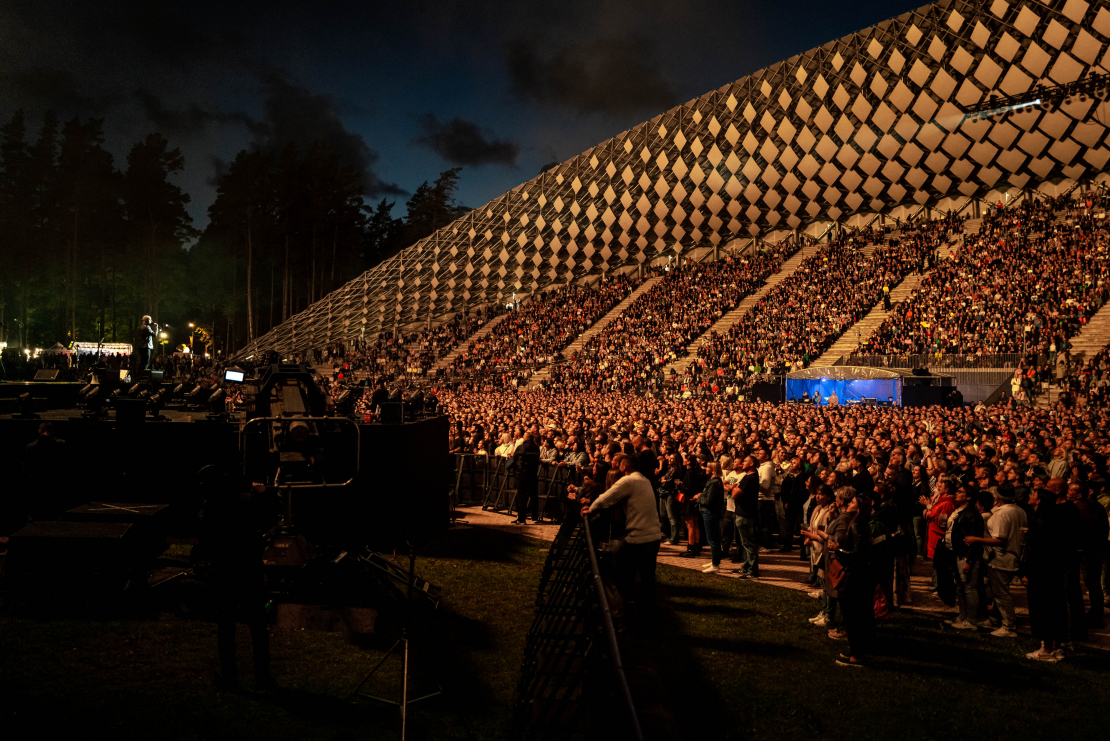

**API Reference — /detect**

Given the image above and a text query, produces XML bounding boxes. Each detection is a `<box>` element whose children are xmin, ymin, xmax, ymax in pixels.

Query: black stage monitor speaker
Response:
<box><xmin>34</xmin><ymin>369</ymin><xmax>60</xmax><ymax>381</ymax></box>
<box><xmin>114</xmin><ymin>397</ymin><xmax>147</xmax><ymax>423</ymax></box>
<box><xmin>379</xmin><ymin>402</ymin><xmax>404</xmax><ymax>424</ymax></box>
<box><xmin>912</xmin><ymin>367</ymin><xmax>929</xmax><ymax>376</ymax></box>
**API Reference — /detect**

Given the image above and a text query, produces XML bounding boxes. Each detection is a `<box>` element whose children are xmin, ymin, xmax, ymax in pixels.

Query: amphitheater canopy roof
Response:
<box><xmin>786</xmin><ymin>366</ymin><xmax>903</xmax><ymax>381</ymax></box>
<box><xmin>235</xmin><ymin>0</ymin><xmax>1110</xmax><ymax>359</ymax></box>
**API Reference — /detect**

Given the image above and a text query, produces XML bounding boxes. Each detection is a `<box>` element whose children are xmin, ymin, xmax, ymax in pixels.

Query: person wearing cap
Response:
<box><xmin>964</xmin><ymin>484</ymin><xmax>1028</xmax><ymax>637</ymax></box>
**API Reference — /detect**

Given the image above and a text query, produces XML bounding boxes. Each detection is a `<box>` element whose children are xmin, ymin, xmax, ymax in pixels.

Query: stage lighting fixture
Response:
<box><xmin>173</xmin><ymin>383</ymin><xmax>186</xmax><ymax>397</ymax></box>
<box><xmin>288</xmin><ymin>419</ymin><xmax>311</xmax><ymax>443</ymax></box>
<box><xmin>207</xmin><ymin>388</ymin><xmax>227</xmax><ymax>411</ymax></box>
<box><xmin>109</xmin><ymin>388</ymin><xmax>124</xmax><ymax>400</ymax></box>
<box><xmin>17</xmin><ymin>392</ymin><xmax>38</xmax><ymax>419</ymax></box>
<box><xmin>388</xmin><ymin>387</ymin><xmax>404</xmax><ymax>403</ymax></box>
<box><xmin>186</xmin><ymin>385</ymin><xmax>206</xmax><ymax>402</ymax></box>
<box><xmin>335</xmin><ymin>389</ymin><xmax>355</xmax><ymax>415</ymax></box>
<box><xmin>424</xmin><ymin>392</ymin><xmax>439</xmax><ymax>414</ymax></box>
<box><xmin>128</xmin><ymin>383</ymin><xmax>143</xmax><ymax>396</ymax></box>
<box><xmin>79</xmin><ymin>383</ymin><xmax>94</xmax><ymax>397</ymax></box>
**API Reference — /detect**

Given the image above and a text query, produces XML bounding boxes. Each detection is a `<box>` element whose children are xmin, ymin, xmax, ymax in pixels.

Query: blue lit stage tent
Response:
<box><xmin>785</xmin><ymin>366</ymin><xmax>902</xmax><ymax>407</ymax></box>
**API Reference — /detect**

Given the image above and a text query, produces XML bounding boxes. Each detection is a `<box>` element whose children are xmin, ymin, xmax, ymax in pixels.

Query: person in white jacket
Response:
<box><xmin>577</xmin><ymin>453</ymin><xmax>663</xmax><ymax>611</ymax></box>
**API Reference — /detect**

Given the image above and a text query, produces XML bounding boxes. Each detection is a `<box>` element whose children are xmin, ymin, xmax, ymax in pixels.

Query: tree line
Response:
<box><xmin>0</xmin><ymin>110</ymin><xmax>469</xmax><ymax>355</ymax></box>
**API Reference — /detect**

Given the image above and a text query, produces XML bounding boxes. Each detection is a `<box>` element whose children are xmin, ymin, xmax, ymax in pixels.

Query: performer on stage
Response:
<box><xmin>138</xmin><ymin>315</ymin><xmax>157</xmax><ymax>371</ymax></box>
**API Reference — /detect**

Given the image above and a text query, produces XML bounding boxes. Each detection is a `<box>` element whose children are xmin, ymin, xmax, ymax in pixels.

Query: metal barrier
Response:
<box><xmin>848</xmin><ymin>353</ymin><xmax>1025</xmax><ymax>369</ymax></box>
<box><xmin>456</xmin><ymin>456</ymin><xmax>580</xmax><ymax>523</ymax></box>
<box><xmin>512</xmin><ymin>515</ymin><xmax>642</xmax><ymax>740</ymax></box>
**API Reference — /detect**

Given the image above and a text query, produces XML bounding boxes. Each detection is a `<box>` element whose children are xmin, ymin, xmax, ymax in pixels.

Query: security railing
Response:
<box><xmin>512</xmin><ymin>515</ymin><xmax>642</xmax><ymax>741</ymax></box>
<box><xmin>847</xmin><ymin>353</ymin><xmax>1025</xmax><ymax>369</ymax></box>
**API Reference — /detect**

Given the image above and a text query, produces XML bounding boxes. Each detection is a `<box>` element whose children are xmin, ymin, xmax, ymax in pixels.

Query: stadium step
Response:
<box><xmin>433</xmin><ymin>311</ymin><xmax>511</xmax><ymax>371</ymax></box>
<box><xmin>1065</xmin><ymin>300</ymin><xmax>1110</xmax><ymax>362</ymax></box>
<box><xmin>661</xmin><ymin>240</ymin><xmax>826</xmax><ymax>377</ymax></box>
<box><xmin>528</xmin><ymin>276</ymin><xmax>662</xmax><ymax>385</ymax></box>
<box><xmin>810</xmin><ymin>272</ymin><xmax>923</xmax><ymax>367</ymax></box>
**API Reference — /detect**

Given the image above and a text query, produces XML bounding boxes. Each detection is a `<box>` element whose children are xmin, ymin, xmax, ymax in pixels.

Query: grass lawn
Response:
<box><xmin>2</xmin><ymin>525</ymin><xmax>1109</xmax><ymax>740</ymax></box>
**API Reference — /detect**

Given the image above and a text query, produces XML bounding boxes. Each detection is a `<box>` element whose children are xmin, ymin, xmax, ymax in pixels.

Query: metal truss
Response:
<box><xmin>235</xmin><ymin>0</ymin><xmax>1110</xmax><ymax>359</ymax></box>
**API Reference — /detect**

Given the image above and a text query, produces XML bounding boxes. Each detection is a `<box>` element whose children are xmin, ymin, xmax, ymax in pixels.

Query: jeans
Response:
<box><xmin>775</xmin><ymin>499</ymin><xmax>796</xmax><ymax>549</ymax></box>
<box><xmin>988</xmin><ymin>567</ymin><xmax>1018</xmax><ymax>630</ymax></box>
<box><xmin>1064</xmin><ymin>563</ymin><xmax>1089</xmax><ymax>641</ymax></box>
<box><xmin>954</xmin><ymin>557</ymin><xmax>980</xmax><ymax>622</ymax></box>
<box><xmin>911</xmin><ymin>516</ymin><xmax>926</xmax><ymax>558</ymax></box>
<box><xmin>614</xmin><ymin>540</ymin><xmax>661</xmax><ymax>610</ymax></box>
<box><xmin>1082</xmin><ymin>550</ymin><xmax>1105</xmax><ymax>624</ymax></box>
<box><xmin>757</xmin><ymin>500</ymin><xmax>777</xmax><ymax>547</ymax></box>
<box><xmin>720</xmin><ymin>511</ymin><xmax>735</xmax><ymax>556</ymax></box>
<box><xmin>735</xmin><ymin>514</ymin><xmax>759</xmax><ymax>576</ymax></box>
<box><xmin>700</xmin><ymin>510</ymin><xmax>721</xmax><ymax>566</ymax></box>
<box><xmin>659</xmin><ymin>495</ymin><xmax>680</xmax><ymax>544</ymax></box>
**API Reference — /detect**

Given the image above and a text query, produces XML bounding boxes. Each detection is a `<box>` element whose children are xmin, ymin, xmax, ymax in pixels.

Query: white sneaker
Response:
<box><xmin>990</xmin><ymin>626</ymin><xmax>1017</xmax><ymax>638</ymax></box>
<box><xmin>702</xmin><ymin>564</ymin><xmax>720</xmax><ymax>573</ymax></box>
<box><xmin>808</xmin><ymin>612</ymin><xmax>827</xmax><ymax>623</ymax></box>
<box><xmin>813</xmin><ymin>614</ymin><xmax>831</xmax><ymax>627</ymax></box>
<box><xmin>951</xmin><ymin>620</ymin><xmax>976</xmax><ymax>630</ymax></box>
<box><xmin>808</xmin><ymin>589</ymin><xmax>823</xmax><ymax>599</ymax></box>
<box><xmin>700</xmin><ymin>562</ymin><xmax>714</xmax><ymax>570</ymax></box>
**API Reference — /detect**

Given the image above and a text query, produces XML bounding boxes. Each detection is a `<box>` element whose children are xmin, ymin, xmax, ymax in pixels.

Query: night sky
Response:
<box><xmin>0</xmin><ymin>0</ymin><xmax>926</xmax><ymax>229</ymax></box>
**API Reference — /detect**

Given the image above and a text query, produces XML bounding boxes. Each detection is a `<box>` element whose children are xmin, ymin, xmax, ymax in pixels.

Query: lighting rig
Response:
<box><xmin>959</xmin><ymin>72</ymin><xmax>1110</xmax><ymax>123</ymax></box>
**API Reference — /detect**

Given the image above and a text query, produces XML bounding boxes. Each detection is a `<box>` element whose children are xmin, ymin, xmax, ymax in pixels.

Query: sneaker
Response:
<box><xmin>1025</xmin><ymin>648</ymin><xmax>1061</xmax><ymax>663</ymax></box>
<box><xmin>813</xmin><ymin>614</ymin><xmax>831</xmax><ymax>627</ymax></box>
<box><xmin>990</xmin><ymin>627</ymin><xmax>1017</xmax><ymax>638</ymax></box>
<box><xmin>974</xmin><ymin>620</ymin><xmax>996</xmax><ymax>630</ymax></box>
<box><xmin>808</xmin><ymin>589</ymin><xmax>823</xmax><ymax>599</ymax></box>
<box><xmin>827</xmin><ymin>629</ymin><xmax>848</xmax><ymax>640</ymax></box>
<box><xmin>758</xmin><ymin>547</ymin><xmax>773</xmax><ymax>554</ymax></box>
<box><xmin>835</xmin><ymin>657</ymin><xmax>863</xmax><ymax>667</ymax></box>
<box><xmin>702</xmin><ymin>565</ymin><xmax>720</xmax><ymax>573</ymax></box>
<box><xmin>808</xmin><ymin>612</ymin><xmax>827</xmax><ymax>623</ymax></box>
<box><xmin>1053</xmin><ymin>648</ymin><xmax>1066</xmax><ymax>660</ymax></box>
<box><xmin>735</xmin><ymin>571</ymin><xmax>751</xmax><ymax>580</ymax></box>
<box><xmin>951</xmin><ymin>620</ymin><xmax>976</xmax><ymax>630</ymax></box>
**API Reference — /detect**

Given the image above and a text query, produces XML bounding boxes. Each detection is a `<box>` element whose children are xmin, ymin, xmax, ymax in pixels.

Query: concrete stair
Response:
<box><xmin>1066</xmin><ymin>301</ymin><xmax>1110</xmax><ymax>362</ymax></box>
<box><xmin>528</xmin><ymin>277</ymin><xmax>661</xmax><ymax>385</ymax></box>
<box><xmin>661</xmin><ymin>240</ymin><xmax>825</xmax><ymax>376</ymax></box>
<box><xmin>433</xmin><ymin>312</ymin><xmax>511</xmax><ymax>371</ymax></box>
<box><xmin>810</xmin><ymin>272</ymin><xmax>923</xmax><ymax>367</ymax></box>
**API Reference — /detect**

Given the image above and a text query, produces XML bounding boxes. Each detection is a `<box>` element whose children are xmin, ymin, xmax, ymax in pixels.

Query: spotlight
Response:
<box><xmin>388</xmin><ymin>387</ymin><xmax>404</xmax><ymax>403</ymax></box>
<box><xmin>79</xmin><ymin>383</ymin><xmax>94</xmax><ymax>398</ymax></box>
<box><xmin>128</xmin><ymin>383</ymin><xmax>143</xmax><ymax>396</ymax></box>
<box><xmin>288</xmin><ymin>419</ymin><xmax>311</xmax><ymax>443</ymax></box>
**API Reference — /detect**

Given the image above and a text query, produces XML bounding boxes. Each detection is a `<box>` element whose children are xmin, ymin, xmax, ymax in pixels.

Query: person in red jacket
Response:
<box><xmin>921</xmin><ymin>477</ymin><xmax>956</xmax><ymax>560</ymax></box>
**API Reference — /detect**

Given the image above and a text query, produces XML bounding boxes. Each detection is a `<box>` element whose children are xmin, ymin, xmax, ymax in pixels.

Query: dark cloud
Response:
<box><xmin>414</xmin><ymin>114</ymin><xmax>519</xmax><ymax>167</ymax></box>
<box><xmin>134</xmin><ymin>90</ymin><xmax>263</xmax><ymax>138</ymax></box>
<box><xmin>5</xmin><ymin>67</ymin><xmax>125</xmax><ymax>114</ymax></box>
<box><xmin>506</xmin><ymin>38</ymin><xmax>676</xmax><ymax>115</ymax></box>
<box><xmin>251</xmin><ymin>71</ymin><xmax>405</xmax><ymax>197</ymax></box>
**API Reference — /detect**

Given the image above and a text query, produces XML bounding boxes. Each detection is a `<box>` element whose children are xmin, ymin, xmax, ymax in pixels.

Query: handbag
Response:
<box><xmin>828</xmin><ymin>558</ymin><xmax>847</xmax><ymax>589</ymax></box>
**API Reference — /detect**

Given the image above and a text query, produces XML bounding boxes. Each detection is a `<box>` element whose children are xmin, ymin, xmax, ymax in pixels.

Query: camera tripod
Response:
<box><xmin>349</xmin><ymin>543</ymin><xmax>442</xmax><ymax>740</ymax></box>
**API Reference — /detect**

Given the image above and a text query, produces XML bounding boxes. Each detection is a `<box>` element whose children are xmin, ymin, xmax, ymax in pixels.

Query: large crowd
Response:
<box><xmin>855</xmin><ymin>194</ymin><xmax>1110</xmax><ymax>360</ymax></box>
<box><xmin>683</xmin><ymin>214</ymin><xmax>964</xmax><ymax>389</ymax></box>
<box><xmin>547</xmin><ymin>243</ymin><xmax>797</xmax><ymax>393</ymax></box>
<box><xmin>442</xmin><ymin>386</ymin><xmax>1110</xmax><ymax>665</ymax></box>
<box><xmin>449</xmin><ymin>274</ymin><xmax>639</xmax><ymax>379</ymax></box>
